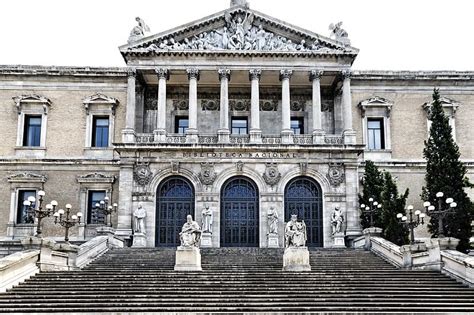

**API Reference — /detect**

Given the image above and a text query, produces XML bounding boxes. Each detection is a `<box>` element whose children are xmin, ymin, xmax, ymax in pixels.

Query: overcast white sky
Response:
<box><xmin>1</xmin><ymin>0</ymin><xmax>473</xmax><ymax>70</ymax></box>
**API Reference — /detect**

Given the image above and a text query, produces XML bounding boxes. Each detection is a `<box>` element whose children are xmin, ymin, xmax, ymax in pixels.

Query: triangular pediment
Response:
<box><xmin>120</xmin><ymin>6</ymin><xmax>358</xmax><ymax>58</ymax></box>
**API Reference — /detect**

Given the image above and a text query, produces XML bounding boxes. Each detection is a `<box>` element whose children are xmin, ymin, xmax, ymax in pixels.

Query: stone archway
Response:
<box><xmin>220</xmin><ymin>176</ymin><xmax>259</xmax><ymax>247</ymax></box>
<box><xmin>155</xmin><ymin>176</ymin><xmax>195</xmax><ymax>247</ymax></box>
<box><xmin>284</xmin><ymin>176</ymin><xmax>323</xmax><ymax>247</ymax></box>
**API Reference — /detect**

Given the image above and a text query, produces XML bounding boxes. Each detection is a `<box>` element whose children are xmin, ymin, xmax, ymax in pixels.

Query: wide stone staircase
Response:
<box><xmin>0</xmin><ymin>247</ymin><xmax>473</xmax><ymax>313</ymax></box>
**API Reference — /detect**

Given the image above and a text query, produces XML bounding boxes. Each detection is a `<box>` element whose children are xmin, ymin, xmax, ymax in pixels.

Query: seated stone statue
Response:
<box><xmin>179</xmin><ymin>215</ymin><xmax>202</xmax><ymax>247</ymax></box>
<box><xmin>284</xmin><ymin>214</ymin><xmax>307</xmax><ymax>247</ymax></box>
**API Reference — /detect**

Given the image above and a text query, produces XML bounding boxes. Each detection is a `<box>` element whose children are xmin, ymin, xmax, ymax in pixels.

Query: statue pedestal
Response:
<box><xmin>132</xmin><ymin>233</ymin><xmax>147</xmax><ymax>248</ymax></box>
<box><xmin>267</xmin><ymin>233</ymin><xmax>279</xmax><ymax>248</ymax></box>
<box><xmin>332</xmin><ymin>232</ymin><xmax>346</xmax><ymax>248</ymax></box>
<box><xmin>174</xmin><ymin>246</ymin><xmax>202</xmax><ymax>271</ymax></box>
<box><xmin>282</xmin><ymin>247</ymin><xmax>311</xmax><ymax>271</ymax></box>
<box><xmin>200</xmin><ymin>232</ymin><xmax>212</xmax><ymax>248</ymax></box>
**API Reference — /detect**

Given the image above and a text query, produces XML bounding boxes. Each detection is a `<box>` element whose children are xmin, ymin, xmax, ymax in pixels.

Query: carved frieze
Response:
<box><xmin>8</xmin><ymin>172</ymin><xmax>47</xmax><ymax>183</ymax></box>
<box><xmin>263</xmin><ymin>163</ymin><xmax>281</xmax><ymax>186</ymax></box>
<box><xmin>201</xmin><ymin>99</ymin><xmax>219</xmax><ymax>111</ymax></box>
<box><xmin>82</xmin><ymin>93</ymin><xmax>119</xmax><ymax>115</ymax></box>
<box><xmin>198</xmin><ymin>162</ymin><xmax>217</xmax><ymax>185</ymax></box>
<box><xmin>134</xmin><ymin>163</ymin><xmax>153</xmax><ymax>186</ymax></box>
<box><xmin>13</xmin><ymin>94</ymin><xmax>51</xmax><ymax>115</ymax></box>
<box><xmin>290</xmin><ymin>99</ymin><xmax>305</xmax><ymax>111</ymax></box>
<box><xmin>236</xmin><ymin>161</ymin><xmax>244</xmax><ymax>172</ymax></box>
<box><xmin>171</xmin><ymin>161</ymin><xmax>180</xmax><ymax>173</ymax></box>
<box><xmin>260</xmin><ymin>100</ymin><xmax>278</xmax><ymax>111</ymax></box>
<box><xmin>327</xmin><ymin>163</ymin><xmax>345</xmax><ymax>187</ymax></box>
<box><xmin>299</xmin><ymin>162</ymin><xmax>308</xmax><ymax>175</ymax></box>
<box><xmin>230</xmin><ymin>99</ymin><xmax>250</xmax><ymax>111</ymax></box>
<box><xmin>173</xmin><ymin>99</ymin><xmax>189</xmax><ymax>111</ymax></box>
<box><xmin>77</xmin><ymin>172</ymin><xmax>116</xmax><ymax>184</ymax></box>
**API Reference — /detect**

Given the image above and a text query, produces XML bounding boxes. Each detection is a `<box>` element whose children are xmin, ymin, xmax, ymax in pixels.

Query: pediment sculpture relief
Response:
<box><xmin>144</xmin><ymin>11</ymin><xmax>335</xmax><ymax>53</ymax></box>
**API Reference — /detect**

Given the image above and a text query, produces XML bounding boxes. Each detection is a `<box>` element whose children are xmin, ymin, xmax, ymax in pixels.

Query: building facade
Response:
<box><xmin>1</xmin><ymin>2</ymin><xmax>473</xmax><ymax>248</ymax></box>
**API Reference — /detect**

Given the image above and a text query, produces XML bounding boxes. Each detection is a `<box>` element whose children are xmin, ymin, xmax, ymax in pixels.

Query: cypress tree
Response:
<box><xmin>381</xmin><ymin>171</ymin><xmax>409</xmax><ymax>245</ymax></box>
<box><xmin>359</xmin><ymin>160</ymin><xmax>384</xmax><ymax>229</ymax></box>
<box><xmin>421</xmin><ymin>88</ymin><xmax>473</xmax><ymax>252</ymax></box>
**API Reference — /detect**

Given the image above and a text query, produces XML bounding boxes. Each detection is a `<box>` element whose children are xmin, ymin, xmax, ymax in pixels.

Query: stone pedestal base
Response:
<box><xmin>267</xmin><ymin>234</ymin><xmax>279</xmax><ymax>248</ymax></box>
<box><xmin>249</xmin><ymin>129</ymin><xmax>262</xmax><ymax>144</ymax></box>
<box><xmin>343</xmin><ymin>130</ymin><xmax>356</xmax><ymax>145</ymax></box>
<box><xmin>200</xmin><ymin>232</ymin><xmax>212</xmax><ymax>248</ymax></box>
<box><xmin>121</xmin><ymin>129</ymin><xmax>135</xmax><ymax>143</ymax></box>
<box><xmin>312</xmin><ymin>130</ymin><xmax>325</xmax><ymax>144</ymax></box>
<box><xmin>153</xmin><ymin>129</ymin><xmax>166</xmax><ymax>143</ymax></box>
<box><xmin>96</xmin><ymin>226</ymin><xmax>115</xmax><ymax>236</ymax></box>
<box><xmin>280</xmin><ymin>130</ymin><xmax>294</xmax><ymax>144</ymax></box>
<box><xmin>426</xmin><ymin>237</ymin><xmax>460</xmax><ymax>271</ymax></box>
<box><xmin>332</xmin><ymin>232</ymin><xmax>346</xmax><ymax>248</ymax></box>
<box><xmin>174</xmin><ymin>246</ymin><xmax>202</xmax><ymax>271</ymax></box>
<box><xmin>185</xmin><ymin>130</ymin><xmax>199</xmax><ymax>144</ymax></box>
<box><xmin>132</xmin><ymin>233</ymin><xmax>147</xmax><ymax>248</ymax></box>
<box><xmin>217</xmin><ymin>130</ymin><xmax>230</xmax><ymax>144</ymax></box>
<box><xmin>282</xmin><ymin>247</ymin><xmax>311</xmax><ymax>271</ymax></box>
<box><xmin>400</xmin><ymin>243</ymin><xmax>427</xmax><ymax>269</ymax></box>
<box><xmin>363</xmin><ymin>227</ymin><xmax>383</xmax><ymax>250</ymax></box>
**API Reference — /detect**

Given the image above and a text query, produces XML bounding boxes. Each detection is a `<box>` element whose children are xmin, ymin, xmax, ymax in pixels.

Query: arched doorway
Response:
<box><xmin>155</xmin><ymin>176</ymin><xmax>195</xmax><ymax>247</ymax></box>
<box><xmin>220</xmin><ymin>176</ymin><xmax>259</xmax><ymax>247</ymax></box>
<box><xmin>284</xmin><ymin>176</ymin><xmax>323</xmax><ymax>247</ymax></box>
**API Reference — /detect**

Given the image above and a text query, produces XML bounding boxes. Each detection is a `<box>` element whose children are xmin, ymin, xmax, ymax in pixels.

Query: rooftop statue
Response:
<box><xmin>128</xmin><ymin>17</ymin><xmax>151</xmax><ymax>43</ymax></box>
<box><xmin>230</xmin><ymin>0</ymin><xmax>250</xmax><ymax>8</ymax></box>
<box><xmin>329</xmin><ymin>21</ymin><xmax>350</xmax><ymax>46</ymax></box>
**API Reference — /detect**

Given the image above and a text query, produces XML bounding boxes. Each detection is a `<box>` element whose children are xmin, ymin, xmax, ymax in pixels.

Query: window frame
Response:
<box><xmin>174</xmin><ymin>116</ymin><xmax>189</xmax><ymax>134</ymax></box>
<box><xmin>16</xmin><ymin>189</ymin><xmax>37</xmax><ymax>224</ymax></box>
<box><xmin>23</xmin><ymin>115</ymin><xmax>42</xmax><ymax>147</ymax></box>
<box><xmin>367</xmin><ymin>117</ymin><xmax>385</xmax><ymax>150</ymax></box>
<box><xmin>231</xmin><ymin>117</ymin><xmax>248</xmax><ymax>135</ymax></box>
<box><xmin>91</xmin><ymin>116</ymin><xmax>110</xmax><ymax>148</ymax></box>
<box><xmin>290</xmin><ymin>117</ymin><xmax>305</xmax><ymax>135</ymax></box>
<box><xmin>87</xmin><ymin>190</ymin><xmax>107</xmax><ymax>225</ymax></box>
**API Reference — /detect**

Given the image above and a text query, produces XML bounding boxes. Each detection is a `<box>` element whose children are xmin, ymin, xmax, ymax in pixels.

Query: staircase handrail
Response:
<box><xmin>0</xmin><ymin>249</ymin><xmax>39</xmax><ymax>292</ymax></box>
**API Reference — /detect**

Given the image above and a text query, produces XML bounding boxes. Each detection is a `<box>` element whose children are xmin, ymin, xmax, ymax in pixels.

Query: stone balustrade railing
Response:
<box><xmin>441</xmin><ymin>250</ymin><xmax>474</xmax><ymax>286</ymax></box>
<box><xmin>133</xmin><ymin>133</ymin><xmax>345</xmax><ymax>145</ymax></box>
<box><xmin>0</xmin><ymin>249</ymin><xmax>39</xmax><ymax>292</ymax></box>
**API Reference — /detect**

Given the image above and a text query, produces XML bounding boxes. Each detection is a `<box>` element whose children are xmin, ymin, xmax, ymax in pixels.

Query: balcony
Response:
<box><xmin>133</xmin><ymin>133</ymin><xmax>345</xmax><ymax>146</ymax></box>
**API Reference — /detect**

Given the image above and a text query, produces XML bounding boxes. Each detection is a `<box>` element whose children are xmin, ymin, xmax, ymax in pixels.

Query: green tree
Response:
<box><xmin>381</xmin><ymin>171</ymin><xmax>409</xmax><ymax>245</ymax></box>
<box><xmin>359</xmin><ymin>160</ymin><xmax>384</xmax><ymax>229</ymax></box>
<box><xmin>421</xmin><ymin>88</ymin><xmax>473</xmax><ymax>252</ymax></box>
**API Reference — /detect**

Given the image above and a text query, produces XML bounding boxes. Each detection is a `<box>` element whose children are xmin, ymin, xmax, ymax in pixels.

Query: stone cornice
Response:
<box><xmin>0</xmin><ymin>65</ymin><xmax>128</xmax><ymax>77</ymax></box>
<box><xmin>352</xmin><ymin>70</ymin><xmax>474</xmax><ymax>81</ymax></box>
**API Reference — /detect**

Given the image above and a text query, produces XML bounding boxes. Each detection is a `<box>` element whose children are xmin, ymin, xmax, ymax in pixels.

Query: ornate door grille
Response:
<box><xmin>284</xmin><ymin>177</ymin><xmax>323</xmax><ymax>247</ymax></box>
<box><xmin>220</xmin><ymin>177</ymin><xmax>259</xmax><ymax>247</ymax></box>
<box><xmin>155</xmin><ymin>176</ymin><xmax>194</xmax><ymax>247</ymax></box>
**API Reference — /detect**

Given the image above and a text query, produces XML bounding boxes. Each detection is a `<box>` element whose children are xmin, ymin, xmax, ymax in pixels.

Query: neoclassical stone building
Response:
<box><xmin>0</xmin><ymin>2</ymin><xmax>473</xmax><ymax>249</ymax></box>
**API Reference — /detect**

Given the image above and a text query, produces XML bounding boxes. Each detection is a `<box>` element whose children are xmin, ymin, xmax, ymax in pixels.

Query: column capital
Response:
<box><xmin>279</xmin><ymin>69</ymin><xmax>293</xmax><ymax>81</ymax></box>
<box><xmin>126</xmin><ymin>67</ymin><xmax>136</xmax><ymax>78</ymax></box>
<box><xmin>341</xmin><ymin>69</ymin><xmax>352</xmax><ymax>80</ymax></box>
<box><xmin>309</xmin><ymin>70</ymin><xmax>324</xmax><ymax>81</ymax></box>
<box><xmin>249</xmin><ymin>68</ymin><xmax>262</xmax><ymax>81</ymax></box>
<box><xmin>154</xmin><ymin>68</ymin><xmax>169</xmax><ymax>80</ymax></box>
<box><xmin>186</xmin><ymin>68</ymin><xmax>200</xmax><ymax>81</ymax></box>
<box><xmin>218</xmin><ymin>68</ymin><xmax>231</xmax><ymax>81</ymax></box>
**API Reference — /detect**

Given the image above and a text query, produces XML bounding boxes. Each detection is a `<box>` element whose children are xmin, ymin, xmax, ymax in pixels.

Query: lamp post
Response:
<box><xmin>423</xmin><ymin>191</ymin><xmax>456</xmax><ymax>238</ymax></box>
<box><xmin>94</xmin><ymin>196</ymin><xmax>117</xmax><ymax>227</ymax></box>
<box><xmin>360</xmin><ymin>197</ymin><xmax>382</xmax><ymax>227</ymax></box>
<box><xmin>23</xmin><ymin>190</ymin><xmax>58</xmax><ymax>237</ymax></box>
<box><xmin>53</xmin><ymin>204</ymin><xmax>82</xmax><ymax>243</ymax></box>
<box><xmin>396</xmin><ymin>205</ymin><xmax>425</xmax><ymax>245</ymax></box>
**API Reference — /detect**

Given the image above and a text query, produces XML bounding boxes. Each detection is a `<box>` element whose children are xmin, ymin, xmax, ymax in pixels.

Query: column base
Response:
<box><xmin>280</xmin><ymin>130</ymin><xmax>294</xmax><ymax>144</ymax></box>
<box><xmin>153</xmin><ymin>129</ymin><xmax>167</xmax><ymax>143</ymax></box>
<box><xmin>312</xmin><ymin>130</ymin><xmax>326</xmax><ymax>144</ymax></box>
<box><xmin>217</xmin><ymin>129</ymin><xmax>230</xmax><ymax>144</ymax></box>
<box><xmin>249</xmin><ymin>129</ymin><xmax>262</xmax><ymax>144</ymax></box>
<box><xmin>186</xmin><ymin>129</ymin><xmax>199</xmax><ymax>144</ymax></box>
<box><xmin>121</xmin><ymin>129</ymin><xmax>135</xmax><ymax>143</ymax></box>
<box><xmin>343</xmin><ymin>130</ymin><xmax>356</xmax><ymax>145</ymax></box>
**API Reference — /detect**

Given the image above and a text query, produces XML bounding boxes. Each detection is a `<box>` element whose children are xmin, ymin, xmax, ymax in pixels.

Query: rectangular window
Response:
<box><xmin>87</xmin><ymin>190</ymin><xmax>106</xmax><ymax>224</ymax></box>
<box><xmin>291</xmin><ymin>117</ymin><xmax>304</xmax><ymax>135</ymax></box>
<box><xmin>367</xmin><ymin>118</ymin><xmax>385</xmax><ymax>150</ymax></box>
<box><xmin>231</xmin><ymin>117</ymin><xmax>248</xmax><ymax>135</ymax></box>
<box><xmin>23</xmin><ymin>115</ymin><xmax>42</xmax><ymax>147</ymax></box>
<box><xmin>17</xmin><ymin>190</ymin><xmax>36</xmax><ymax>224</ymax></box>
<box><xmin>175</xmin><ymin>116</ymin><xmax>189</xmax><ymax>134</ymax></box>
<box><xmin>92</xmin><ymin>117</ymin><xmax>109</xmax><ymax>147</ymax></box>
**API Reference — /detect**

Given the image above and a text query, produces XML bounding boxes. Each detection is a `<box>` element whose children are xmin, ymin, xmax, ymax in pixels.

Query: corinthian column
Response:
<box><xmin>341</xmin><ymin>69</ymin><xmax>356</xmax><ymax>144</ymax></box>
<box><xmin>218</xmin><ymin>69</ymin><xmax>231</xmax><ymax>143</ymax></box>
<box><xmin>186</xmin><ymin>68</ymin><xmax>199</xmax><ymax>143</ymax></box>
<box><xmin>249</xmin><ymin>69</ymin><xmax>262</xmax><ymax>143</ymax></box>
<box><xmin>122</xmin><ymin>68</ymin><xmax>136</xmax><ymax>143</ymax></box>
<box><xmin>280</xmin><ymin>69</ymin><xmax>293</xmax><ymax>144</ymax></box>
<box><xmin>154</xmin><ymin>68</ymin><xmax>169</xmax><ymax>143</ymax></box>
<box><xmin>310</xmin><ymin>70</ymin><xmax>325</xmax><ymax>144</ymax></box>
